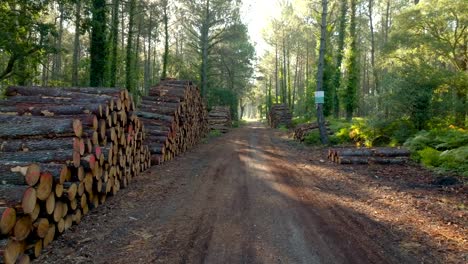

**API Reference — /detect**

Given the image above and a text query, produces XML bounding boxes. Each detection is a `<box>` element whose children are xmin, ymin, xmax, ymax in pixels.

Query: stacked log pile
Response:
<box><xmin>268</xmin><ymin>104</ymin><xmax>292</xmax><ymax>128</ymax></box>
<box><xmin>0</xmin><ymin>86</ymin><xmax>151</xmax><ymax>263</ymax></box>
<box><xmin>208</xmin><ymin>106</ymin><xmax>231</xmax><ymax>133</ymax></box>
<box><xmin>293</xmin><ymin>122</ymin><xmax>331</xmax><ymax>141</ymax></box>
<box><xmin>328</xmin><ymin>148</ymin><xmax>410</xmax><ymax>165</ymax></box>
<box><xmin>138</xmin><ymin>79</ymin><xmax>208</xmax><ymax>165</ymax></box>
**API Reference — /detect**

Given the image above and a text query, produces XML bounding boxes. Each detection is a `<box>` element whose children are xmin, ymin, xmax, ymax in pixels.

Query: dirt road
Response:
<box><xmin>37</xmin><ymin>123</ymin><xmax>467</xmax><ymax>264</ymax></box>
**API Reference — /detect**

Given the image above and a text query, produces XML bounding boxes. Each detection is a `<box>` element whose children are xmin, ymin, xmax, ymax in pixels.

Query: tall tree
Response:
<box><xmin>181</xmin><ymin>0</ymin><xmax>240</xmax><ymax>97</ymax></box>
<box><xmin>315</xmin><ymin>0</ymin><xmax>329</xmax><ymax>144</ymax></box>
<box><xmin>72</xmin><ymin>0</ymin><xmax>82</xmax><ymax>86</ymax></box>
<box><xmin>109</xmin><ymin>0</ymin><xmax>120</xmax><ymax>87</ymax></box>
<box><xmin>332</xmin><ymin>0</ymin><xmax>347</xmax><ymax>118</ymax></box>
<box><xmin>126</xmin><ymin>0</ymin><xmax>136</xmax><ymax>93</ymax></box>
<box><xmin>161</xmin><ymin>0</ymin><xmax>169</xmax><ymax>79</ymax></box>
<box><xmin>344</xmin><ymin>0</ymin><xmax>359</xmax><ymax>121</ymax></box>
<box><xmin>90</xmin><ymin>0</ymin><xmax>108</xmax><ymax>87</ymax></box>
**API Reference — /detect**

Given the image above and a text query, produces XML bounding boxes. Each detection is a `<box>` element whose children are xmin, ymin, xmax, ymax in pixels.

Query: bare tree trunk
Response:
<box><xmin>275</xmin><ymin>42</ymin><xmax>279</xmax><ymax>103</ymax></box>
<box><xmin>72</xmin><ymin>0</ymin><xmax>81</xmax><ymax>86</ymax></box>
<box><xmin>53</xmin><ymin>2</ymin><xmax>65</xmax><ymax>82</ymax></box>
<box><xmin>110</xmin><ymin>0</ymin><xmax>120</xmax><ymax>87</ymax></box>
<box><xmin>316</xmin><ymin>0</ymin><xmax>329</xmax><ymax>144</ymax></box>
<box><xmin>368</xmin><ymin>0</ymin><xmax>378</xmax><ymax>95</ymax></box>
<box><xmin>126</xmin><ymin>0</ymin><xmax>136</xmax><ymax>93</ymax></box>
<box><xmin>282</xmin><ymin>36</ymin><xmax>287</xmax><ymax>104</ymax></box>
<box><xmin>162</xmin><ymin>0</ymin><xmax>169</xmax><ymax>79</ymax></box>
<box><xmin>200</xmin><ymin>0</ymin><xmax>210</xmax><ymax>98</ymax></box>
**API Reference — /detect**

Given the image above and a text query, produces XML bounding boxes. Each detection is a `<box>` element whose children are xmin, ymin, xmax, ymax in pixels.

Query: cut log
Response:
<box><xmin>0</xmin><ymin>137</ymin><xmax>83</xmax><ymax>153</ymax></box>
<box><xmin>34</xmin><ymin>218</ymin><xmax>49</xmax><ymax>238</ymax></box>
<box><xmin>0</xmin><ymin>207</ymin><xmax>16</xmax><ymax>235</ymax></box>
<box><xmin>42</xmin><ymin>225</ymin><xmax>55</xmax><ymax>247</ymax></box>
<box><xmin>13</xmin><ymin>215</ymin><xmax>32</xmax><ymax>241</ymax></box>
<box><xmin>3</xmin><ymin>239</ymin><xmax>25</xmax><ymax>264</ymax></box>
<box><xmin>0</xmin><ymin>185</ymin><xmax>36</xmax><ymax>214</ymax></box>
<box><xmin>36</xmin><ymin>172</ymin><xmax>53</xmax><ymax>201</ymax></box>
<box><xmin>0</xmin><ymin>114</ymin><xmax>97</xmax><ymax>139</ymax></box>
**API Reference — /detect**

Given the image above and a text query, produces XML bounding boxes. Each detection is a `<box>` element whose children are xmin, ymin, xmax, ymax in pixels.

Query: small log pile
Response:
<box><xmin>268</xmin><ymin>104</ymin><xmax>292</xmax><ymax>128</ymax></box>
<box><xmin>139</xmin><ymin>79</ymin><xmax>209</xmax><ymax>165</ymax></box>
<box><xmin>208</xmin><ymin>106</ymin><xmax>231</xmax><ymax>133</ymax></box>
<box><xmin>0</xmin><ymin>86</ymin><xmax>151</xmax><ymax>263</ymax></box>
<box><xmin>293</xmin><ymin>122</ymin><xmax>331</xmax><ymax>141</ymax></box>
<box><xmin>328</xmin><ymin>148</ymin><xmax>410</xmax><ymax>165</ymax></box>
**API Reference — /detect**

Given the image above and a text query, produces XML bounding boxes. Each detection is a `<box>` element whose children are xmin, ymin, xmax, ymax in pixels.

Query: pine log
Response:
<box><xmin>0</xmin><ymin>137</ymin><xmax>83</xmax><ymax>154</ymax></box>
<box><xmin>16</xmin><ymin>253</ymin><xmax>30</xmax><ymax>264</ymax></box>
<box><xmin>33</xmin><ymin>218</ymin><xmax>49</xmax><ymax>238</ymax></box>
<box><xmin>44</xmin><ymin>193</ymin><xmax>55</xmax><ymax>215</ymax></box>
<box><xmin>2</xmin><ymin>239</ymin><xmax>25</xmax><ymax>264</ymax></box>
<box><xmin>6</xmin><ymin>86</ymin><xmax>122</xmax><ymax>98</ymax></box>
<box><xmin>0</xmin><ymin>104</ymin><xmax>102</xmax><ymax>117</ymax></box>
<box><xmin>0</xmin><ymin>185</ymin><xmax>36</xmax><ymax>214</ymax></box>
<box><xmin>13</xmin><ymin>215</ymin><xmax>32</xmax><ymax>241</ymax></box>
<box><xmin>0</xmin><ymin>150</ymin><xmax>80</xmax><ymax>169</ymax></box>
<box><xmin>338</xmin><ymin>157</ymin><xmax>369</xmax><ymax>165</ymax></box>
<box><xmin>373</xmin><ymin>148</ymin><xmax>410</xmax><ymax>157</ymax></box>
<box><xmin>42</xmin><ymin>225</ymin><xmax>55</xmax><ymax>247</ymax></box>
<box><xmin>0</xmin><ymin>163</ymin><xmax>39</xmax><ymax>186</ymax></box>
<box><xmin>30</xmin><ymin>203</ymin><xmax>40</xmax><ymax>222</ymax></box>
<box><xmin>36</xmin><ymin>172</ymin><xmax>53</xmax><ymax>201</ymax></box>
<box><xmin>0</xmin><ymin>207</ymin><xmax>16</xmax><ymax>235</ymax></box>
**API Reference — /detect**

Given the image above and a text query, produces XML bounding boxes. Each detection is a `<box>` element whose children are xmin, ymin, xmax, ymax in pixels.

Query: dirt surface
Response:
<box><xmin>36</xmin><ymin>122</ymin><xmax>467</xmax><ymax>264</ymax></box>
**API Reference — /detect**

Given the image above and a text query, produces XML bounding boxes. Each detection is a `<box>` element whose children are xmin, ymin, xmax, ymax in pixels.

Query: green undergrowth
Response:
<box><xmin>294</xmin><ymin>117</ymin><xmax>467</xmax><ymax>177</ymax></box>
<box><xmin>278</xmin><ymin>124</ymin><xmax>289</xmax><ymax>132</ymax></box>
<box><xmin>404</xmin><ymin>128</ymin><xmax>468</xmax><ymax>176</ymax></box>
<box><xmin>232</xmin><ymin>120</ymin><xmax>247</xmax><ymax>128</ymax></box>
<box><xmin>209</xmin><ymin>129</ymin><xmax>222</xmax><ymax>137</ymax></box>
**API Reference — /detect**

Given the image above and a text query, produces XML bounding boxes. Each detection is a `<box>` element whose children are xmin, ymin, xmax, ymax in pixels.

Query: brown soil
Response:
<box><xmin>36</xmin><ymin>122</ymin><xmax>467</xmax><ymax>264</ymax></box>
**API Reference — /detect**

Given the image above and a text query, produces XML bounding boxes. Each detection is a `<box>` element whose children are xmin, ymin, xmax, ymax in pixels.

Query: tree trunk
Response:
<box><xmin>162</xmin><ymin>0</ymin><xmax>169</xmax><ymax>79</ymax></box>
<box><xmin>275</xmin><ymin>42</ymin><xmax>279</xmax><ymax>103</ymax></box>
<box><xmin>90</xmin><ymin>0</ymin><xmax>108</xmax><ymax>87</ymax></box>
<box><xmin>126</xmin><ymin>0</ymin><xmax>136</xmax><ymax>93</ymax></box>
<box><xmin>110</xmin><ymin>0</ymin><xmax>120</xmax><ymax>87</ymax></box>
<box><xmin>72</xmin><ymin>0</ymin><xmax>82</xmax><ymax>86</ymax></box>
<box><xmin>315</xmin><ymin>0</ymin><xmax>329</xmax><ymax>144</ymax></box>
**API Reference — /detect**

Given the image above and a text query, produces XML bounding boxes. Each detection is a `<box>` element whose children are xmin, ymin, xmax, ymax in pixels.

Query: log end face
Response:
<box><xmin>21</xmin><ymin>187</ymin><xmax>36</xmax><ymax>214</ymax></box>
<box><xmin>0</xmin><ymin>207</ymin><xmax>16</xmax><ymax>235</ymax></box>
<box><xmin>25</xmin><ymin>164</ymin><xmax>41</xmax><ymax>187</ymax></box>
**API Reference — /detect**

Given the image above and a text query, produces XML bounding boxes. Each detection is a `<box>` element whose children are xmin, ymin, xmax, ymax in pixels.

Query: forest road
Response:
<box><xmin>38</xmin><ymin>122</ymin><xmax>439</xmax><ymax>264</ymax></box>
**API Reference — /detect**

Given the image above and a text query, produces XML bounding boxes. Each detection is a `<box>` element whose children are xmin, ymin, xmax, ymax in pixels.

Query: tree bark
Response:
<box><xmin>72</xmin><ymin>0</ymin><xmax>82</xmax><ymax>86</ymax></box>
<box><xmin>316</xmin><ymin>0</ymin><xmax>329</xmax><ymax>144</ymax></box>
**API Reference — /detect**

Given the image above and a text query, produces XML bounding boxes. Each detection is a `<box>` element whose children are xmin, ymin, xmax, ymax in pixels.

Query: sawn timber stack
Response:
<box><xmin>0</xmin><ymin>86</ymin><xmax>151</xmax><ymax>263</ymax></box>
<box><xmin>139</xmin><ymin>80</ymin><xmax>209</xmax><ymax>165</ymax></box>
<box><xmin>268</xmin><ymin>104</ymin><xmax>292</xmax><ymax>128</ymax></box>
<box><xmin>208</xmin><ymin>106</ymin><xmax>231</xmax><ymax>133</ymax></box>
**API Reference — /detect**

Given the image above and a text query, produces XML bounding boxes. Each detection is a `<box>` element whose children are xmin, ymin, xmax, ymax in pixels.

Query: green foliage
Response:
<box><xmin>405</xmin><ymin>128</ymin><xmax>468</xmax><ymax>176</ymax></box>
<box><xmin>292</xmin><ymin>116</ymin><xmax>310</xmax><ymax>127</ymax></box>
<box><xmin>232</xmin><ymin>120</ymin><xmax>246</xmax><ymax>128</ymax></box>
<box><xmin>0</xmin><ymin>0</ymin><xmax>56</xmax><ymax>83</ymax></box>
<box><xmin>209</xmin><ymin>129</ymin><xmax>222</xmax><ymax>137</ymax></box>
<box><xmin>439</xmin><ymin>146</ymin><xmax>468</xmax><ymax>176</ymax></box>
<box><xmin>278</xmin><ymin>125</ymin><xmax>288</xmax><ymax>132</ymax></box>
<box><xmin>208</xmin><ymin>88</ymin><xmax>238</xmax><ymax>120</ymax></box>
<box><xmin>90</xmin><ymin>0</ymin><xmax>108</xmax><ymax>87</ymax></box>
<box><xmin>304</xmin><ymin>131</ymin><xmax>322</xmax><ymax>145</ymax></box>
<box><xmin>418</xmin><ymin>147</ymin><xmax>442</xmax><ymax>167</ymax></box>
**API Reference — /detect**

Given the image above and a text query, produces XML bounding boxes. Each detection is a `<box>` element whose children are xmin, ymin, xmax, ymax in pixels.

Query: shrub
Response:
<box><xmin>278</xmin><ymin>125</ymin><xmax>289</xmax><ymax>132</ymax></box>
<box><xmin>439</xmin><ymin>146</ymin><xmax>468</xmax><ymax>176</ymax></box>
<box><xmin>418</xmin><ymin>147</ymin><xmax>442</xmax><ymax>167</ymax></box>
<box><xmin>304</xmin><ymin>130</ymin><xmax>322</xmax><ymax>145</ymax></box>
<box><xmin>209</xmin><ymin>129</ymin><xmax>222</xmax><ymax>137</ymax></box>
